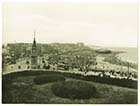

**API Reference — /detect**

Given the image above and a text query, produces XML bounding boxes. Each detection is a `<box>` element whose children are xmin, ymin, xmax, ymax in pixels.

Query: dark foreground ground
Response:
<box><xmin>2</xmin><ymin>70</ymin><xmax>137</xmax><ymax>104</ymax></box>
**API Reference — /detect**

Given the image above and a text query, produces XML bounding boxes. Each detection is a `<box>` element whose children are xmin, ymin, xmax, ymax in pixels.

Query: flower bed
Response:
<box><xmin>51</xmin><ymin>80</ymin><xmax>97</xmax><ymax>99</ymax></box>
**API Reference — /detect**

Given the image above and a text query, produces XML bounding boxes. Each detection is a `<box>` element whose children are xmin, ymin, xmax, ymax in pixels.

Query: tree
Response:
<box><xmin>18</xmin><ymin>65</ymin><xmax>21</xmax><ymax>69</ymax></box>
<box><xmin>27</xmin><ymin>65</ymin><xmax>30</xmax><ymax>69</ymax></box>
<box><xmin>26</xmin><ymin>60</ymin><xmax>29</xmax><ymax>65</ymax></box>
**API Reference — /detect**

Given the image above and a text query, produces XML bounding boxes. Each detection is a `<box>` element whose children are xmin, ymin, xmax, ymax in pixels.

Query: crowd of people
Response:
<box><xmin>2</xmin><ymin>43</ymin><xmax>138</xmax><ymax>80</ymax></box>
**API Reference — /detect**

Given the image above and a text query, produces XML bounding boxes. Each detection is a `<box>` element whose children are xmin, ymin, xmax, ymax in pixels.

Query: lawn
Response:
<box><xmin>2</xmin><ymin>71</ymin><xmax>137</xmax><ymax>104</ymax></box>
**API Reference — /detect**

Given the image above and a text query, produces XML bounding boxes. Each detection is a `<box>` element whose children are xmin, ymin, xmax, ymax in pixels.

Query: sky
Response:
<box><xmin>3</xmin><ymin>2</ymin><xmax>138</xmax><ymax>47</ymax></box>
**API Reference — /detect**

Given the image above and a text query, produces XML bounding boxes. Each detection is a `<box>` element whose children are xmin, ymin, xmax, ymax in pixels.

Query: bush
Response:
<box><xmin>33</xmin><ymin>74</ymin><xmax>65</xmax><ymax>84</ymax></box>
<box><xmin>52</xmin><ymin>80</ymin><xmax>97</xmax><ymax>99</ymax></box>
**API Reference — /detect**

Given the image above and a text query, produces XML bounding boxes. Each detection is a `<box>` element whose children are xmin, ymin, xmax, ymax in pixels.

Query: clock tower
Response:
<box><xmin>31</xmin><ymin>31</ymin><xmax>38</xmax><ymax>69</ymax></box>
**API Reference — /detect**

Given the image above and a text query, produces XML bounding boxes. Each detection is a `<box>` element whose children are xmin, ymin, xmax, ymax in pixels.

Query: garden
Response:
<box><xmin>2</xmin><ymin>70</ymin><xmax>138</xmax><ymax>104</ymax></box>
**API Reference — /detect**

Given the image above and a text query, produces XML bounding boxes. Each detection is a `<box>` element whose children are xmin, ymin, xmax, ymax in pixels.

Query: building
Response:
<box><xmin>31</xmin><ymin>32</ymin><xmax>38</xmax><ymax>69</ymax></box>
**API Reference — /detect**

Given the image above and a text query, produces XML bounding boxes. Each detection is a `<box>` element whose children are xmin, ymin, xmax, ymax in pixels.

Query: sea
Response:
<box><xmin>108</xmin><ymin>47</ymin><xmax>138</xmax><ymax>64</ymax></box>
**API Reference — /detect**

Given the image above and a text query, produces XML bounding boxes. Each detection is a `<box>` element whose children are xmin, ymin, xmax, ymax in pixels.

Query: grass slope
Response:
<box><xmin>2</xmin><ymin>72</ymin><xmax>137</xmax><ymax>104</ymax></box>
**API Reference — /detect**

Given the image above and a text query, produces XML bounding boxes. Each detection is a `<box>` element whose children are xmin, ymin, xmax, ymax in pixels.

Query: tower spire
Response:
<box><xmin>33</xmin><ymin>30</ymin><xmax>37</xmax><ymax>47</ymax></box>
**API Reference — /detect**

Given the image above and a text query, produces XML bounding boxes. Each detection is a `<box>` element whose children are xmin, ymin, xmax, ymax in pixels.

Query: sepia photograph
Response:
<box><xmin>2</xmin><ymin>0</ymin><xmax>138</xmax><ymax>104</ymax></box>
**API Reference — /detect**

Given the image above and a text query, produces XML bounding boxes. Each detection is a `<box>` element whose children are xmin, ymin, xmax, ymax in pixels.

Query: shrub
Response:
<box><xmin>33</xmin><ymin>74</ymin><xmax>65</xmax><ymax>84</ymax></box>
<box><xmin>51</xmin><ymin>80</ymin><xmax>97</xmax><ymax>99</ymax></box>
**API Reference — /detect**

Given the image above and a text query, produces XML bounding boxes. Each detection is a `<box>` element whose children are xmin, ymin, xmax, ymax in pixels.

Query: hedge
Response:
<box><xmin>33</xmin><ymin>74</ymin><xmax>65</xmax><ymax>84</ymax></box>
